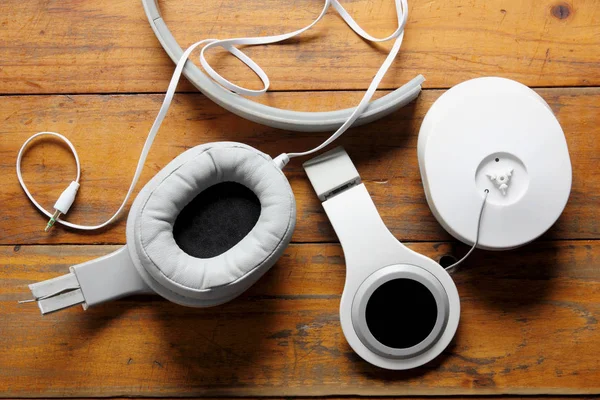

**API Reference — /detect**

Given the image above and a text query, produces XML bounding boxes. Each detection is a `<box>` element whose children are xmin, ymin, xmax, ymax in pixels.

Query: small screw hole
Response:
<box><xmin>439</xmin><ymin>255</ymin><xmax>458</xmax><ymax>268</ymax></box>
<box><xmin>495</xmin><ymin>158</ymin><xmax>500</xmax><ymax>162</ymax></box>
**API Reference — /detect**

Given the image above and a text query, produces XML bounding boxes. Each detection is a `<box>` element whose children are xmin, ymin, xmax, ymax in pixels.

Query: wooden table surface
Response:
<box><xmin>0</xmin><ymin>0</ymin><xmax>598</xmax><ymax>398</ymax></box>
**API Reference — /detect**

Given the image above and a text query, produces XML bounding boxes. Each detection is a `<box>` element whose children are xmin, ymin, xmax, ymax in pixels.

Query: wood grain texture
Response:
<box><xmin>0</xmin><ymin>0</ymin><xmax>599</xmax><ymax>94</ymax></box>
<box><xmin>1</xmin><ymin>0</ymin><xmax>599</xmax><ymax>398</ymax></box>
<box><xmin>27</xmin><ymin>398</ymin><xmax>598</xmax><ymax>400</ymax></box>
<box><xmin>1</xmin><ymin>88</ymin><xmax>598</xmax><ymax>244</ymax></box>
<box><xmin>1</xmin><ymin>241</ymin><xmax>598</xmax><ymax>396</ymax></box>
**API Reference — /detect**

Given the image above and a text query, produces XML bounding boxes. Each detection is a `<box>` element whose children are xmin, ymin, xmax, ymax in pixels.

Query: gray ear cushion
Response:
<box><xmin>125</xmin><ymin>142</ymin><xmax>296</xmax><ymax>307</ymax></box>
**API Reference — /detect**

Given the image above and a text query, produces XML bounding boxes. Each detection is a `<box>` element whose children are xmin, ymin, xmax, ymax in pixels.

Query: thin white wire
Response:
<box><xmin>286</xmin><ymin>0</ymin><xmax>408</xmax><ymax>160</ymax></box>
<box><xmin>199</xmin><ymin>0</ymin><xmax>407</xmax><ymax>98</ymax></box>
<box><xmin>16</xmin><ymin>39</ymin><xmax>213</xmax><ymax>230</ymax></box>
<box><xmin>16</xmin><ymin>0</ymin><xmax>409</xmax><ymax>231</ymax></box>
<box><xmin>445</xmin><ymin>189</ymin><xmax>489</xmax><ymax>273</ymax></box>
<box><xmin>16</xmin><ymin>132</ymin><xmax>82</xmax><ymax>221</ymax></box>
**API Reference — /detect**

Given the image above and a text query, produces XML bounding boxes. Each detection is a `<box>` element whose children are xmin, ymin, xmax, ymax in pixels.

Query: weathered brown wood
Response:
<box><xmin>0</xmin><ymin>241</ymin><xmax>598</xmax><ymax>396</ymax></box>
<box><xmin>7</xmin><ymin>398</ymin><xmax>593</xmax><ymax>400</ymax></box>
<box><xmin>1</xmin><ymin>1</ymin><xmax>598</xmax><ymax>398</ymax></box>
<box><xmin>0</xmin><ymin>0</ymin><xmax>599</xmax><ymax>94</ymax></box>
<box><xmin>1</xmin><ymin>398</ymin><xmax>595</xmax><ymax>400</ymax></box>
<box><xmin>1</xmin><ymin>88</ymin><xmax>598</xmax><ymax>244</ymax></box>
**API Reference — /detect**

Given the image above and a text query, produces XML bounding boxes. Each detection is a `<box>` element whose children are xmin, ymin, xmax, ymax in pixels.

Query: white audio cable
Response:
<box><xmin>444</xmin><ymin>189</ymin><xmax>489</xmax><ymax>273</ymax></box>
<box><xmin>16</xmin><ymin>0</ymin><xmax>410</xmax><ymax>232</ymax></box>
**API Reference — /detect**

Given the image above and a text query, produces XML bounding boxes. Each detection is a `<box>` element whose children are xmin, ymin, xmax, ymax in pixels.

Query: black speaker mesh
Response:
<box><xmin>365</xmin><ymin>278</ymin><xmax>438</xmax><ymax>349</ymax></box>
<box><xmin>173</xmin><ymin>182</ymin><xmax>261</xmax><ymax>259</ymax></box>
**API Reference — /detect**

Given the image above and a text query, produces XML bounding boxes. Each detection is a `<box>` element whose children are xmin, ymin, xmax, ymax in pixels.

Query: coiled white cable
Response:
<box><xmin>16</xmin><ymin>132</ymin><xmax>82</xmax><ymax>231</ymax></box>
<box><xmin>17</xmin><ymin>0</ymin><xmax>409</xmax><ymax>231</ymax></box>
<box><xmin>16</xmin><ymin>39</ymin><xmax>212</xmax><ymax>231</ymax></box>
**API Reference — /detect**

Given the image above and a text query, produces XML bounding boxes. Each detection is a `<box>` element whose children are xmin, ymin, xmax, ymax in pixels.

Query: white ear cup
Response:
<box><xmin>323</xmin><ymin>183</ymin><xmax>459</xmax><ymax>370</ymax></box>
<box><xmin>418</xmin><ymin>77</ymin><xmax>571</xmax><ymax>250</ymax></box>
<box><xmin>126</xmin><ymin>142</ymin><xmax>296</xmax><ymax>307</ymax></box>
<box><xmin>304</xmin><ymin>147</ymin><xmax>460</xmax><ymax>370</ymax></box>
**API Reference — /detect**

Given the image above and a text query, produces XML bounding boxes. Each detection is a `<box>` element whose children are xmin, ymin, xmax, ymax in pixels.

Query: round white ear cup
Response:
<box><xmin>418</xmin><ymin>77</ymin><xmax>572</xmax><ymax>250</ymax></box>
<box><xmin>126</xmin><ymin>142</ymin><xmax>296</xmax><ymax>307</ymax></box>
<box><xmin>340</xmin><ymin>247</ymin><xmax>460</xmax><ymax>370</ymax></box>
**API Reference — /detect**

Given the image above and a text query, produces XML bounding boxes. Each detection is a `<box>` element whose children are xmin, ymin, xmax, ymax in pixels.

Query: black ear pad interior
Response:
<box><xmin>173</xmin><ymin>181</ymin><xmax>262</xmax><ymax>259</ymax></box>
<box><xmin>126</xmin><ymin>142</ymin><xmax>296</xmax><ymax>307</ymax></box>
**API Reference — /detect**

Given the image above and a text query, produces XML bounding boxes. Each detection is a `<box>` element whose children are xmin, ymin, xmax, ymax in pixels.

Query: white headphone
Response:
<box><xmin>27</xmin><ymin>141</ymin><xmax>297</xmax><ymax>312</ymax></box>
<box><xmin>303</xmin><ymin>147</ymin><xmax>459</xmax><ymax>370</ymax></box>
<box><xmin>18</xmin><ymin>0</ymin><xmax>573</xmax><ymax>373</ymax></box>
<box><xmin>22</xmin><ymin>0</ymin><xmax>422</xmax><ymax>313</ymax></box>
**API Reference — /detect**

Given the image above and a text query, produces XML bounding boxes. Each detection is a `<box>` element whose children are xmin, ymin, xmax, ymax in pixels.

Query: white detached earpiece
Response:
<box><xmin>418</xmin><ymin>77</ymin><xmax>571</xmax><ymax>250</ymax></box>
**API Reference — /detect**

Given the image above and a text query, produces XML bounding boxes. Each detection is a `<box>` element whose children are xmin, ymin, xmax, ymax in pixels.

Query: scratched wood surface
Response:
<box><xmin>0</xmin><ymin>88</ymin><xmax>598</xmax><ymax>244</ymax></box>
<box><xmin>1</xmin><ymin>0</ymin><xmax>599</xmax><ymax>94</ymax></box>
<box><xmin>0</xmin><ymin>241</ymin><xmax>598</xmax><ymax>396</ymax></box>
<box><xmin>1</xmin><ymin>0</ymin><xmax>600</xmax><ymax>398</ymax></box>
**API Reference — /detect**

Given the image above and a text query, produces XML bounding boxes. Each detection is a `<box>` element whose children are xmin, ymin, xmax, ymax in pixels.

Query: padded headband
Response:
<box><xmin>126</xmin><ymin>142</ymin><xmax>296</xmax><ymax>307</ymax></box>
<box><xmin>141</xmin><ymin>0</ymin><xmax>424</xmax><ymax>132</ymax></box>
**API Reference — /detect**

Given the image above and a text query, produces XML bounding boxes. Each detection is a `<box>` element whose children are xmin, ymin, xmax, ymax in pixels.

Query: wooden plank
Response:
<box><xmin>7</xmin><ymin>398</ymin><xmax>593</xmax><ymax>400</ymax></box>
<box><xmin>1</xmin><ymin>88</ymin><xmax>598</xmax><ymax>245</ymax></box>
<box><xmin>0</xmin><ymin>241</ymin><xmax>598</xmax><ymax>396</ymax></box>
<box><xmin>0</xmin><ymin>0</ymin><xmax>599</xmax><ymax>94</ymax></box>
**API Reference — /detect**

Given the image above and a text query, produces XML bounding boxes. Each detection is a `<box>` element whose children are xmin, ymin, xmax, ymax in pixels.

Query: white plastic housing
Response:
<box><xmin>324</xmin><ymin>184</ymin><xmax>460</xmax><ymax>370</ymax></box>
<box><xmin>418</xmin><ymin>77</ymin><xmax>572</xmax><ymax>250</ymax></box>
<box><xmin>304</xmin><ymin>147</ymin><xmax>460</xmax><ymax>370</ymax></box>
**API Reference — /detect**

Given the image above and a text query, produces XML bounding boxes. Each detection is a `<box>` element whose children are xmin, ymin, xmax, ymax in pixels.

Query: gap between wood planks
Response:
<box><xmin>0</xmin><ymin>85</ymin><xmax>599</xmax><ymax>98</ymax></box>
<box><xmin>0</xmin><ymin>397</ymin><xmax>596</xmax><ymax>400</ymax></box>
<box><xmin>3</xmin><ymin>237</ymin><xmax>600</xmax><ymax>247</ymax></box>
